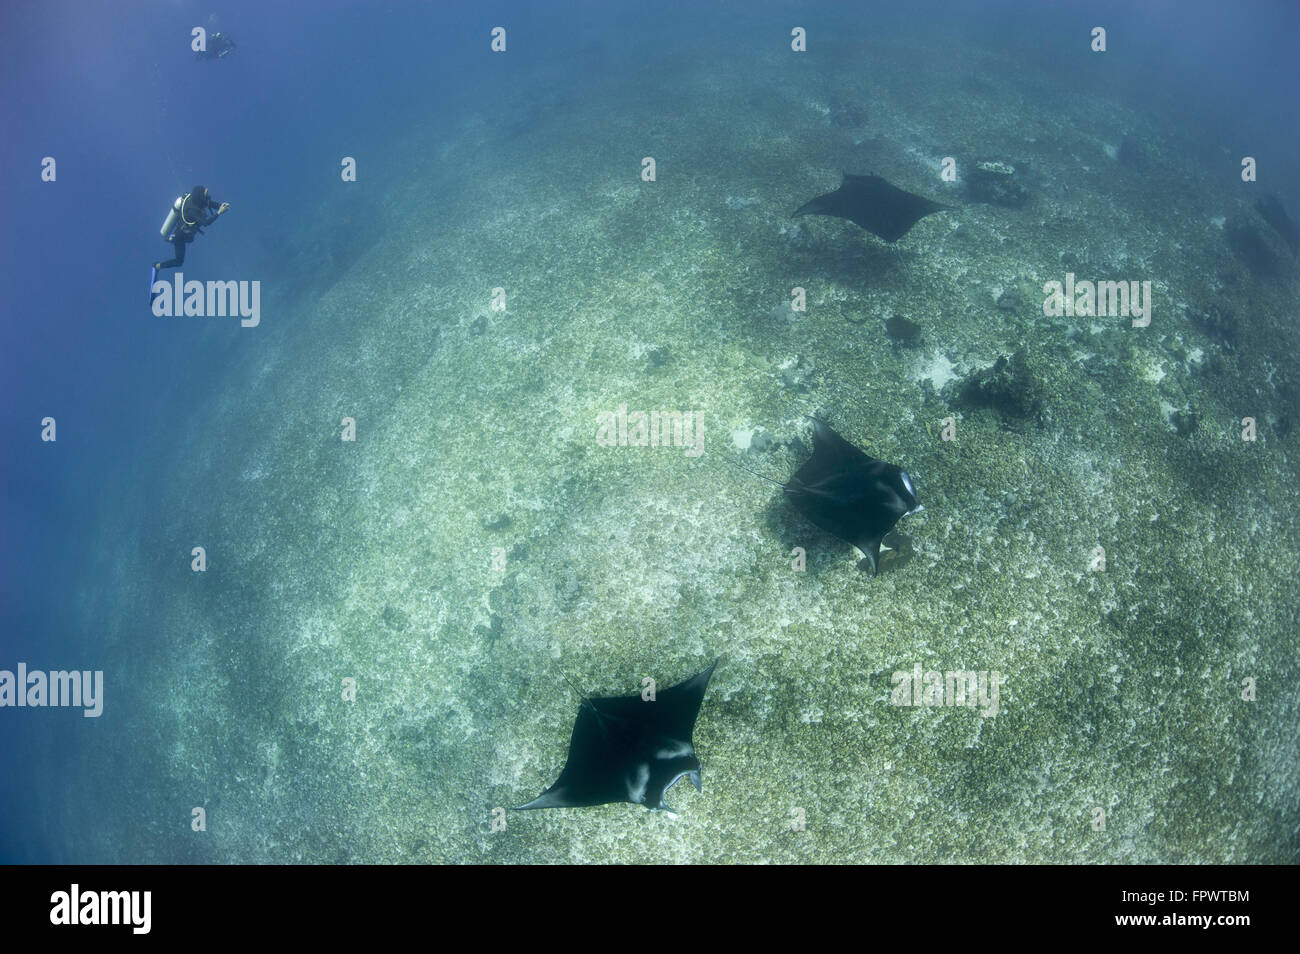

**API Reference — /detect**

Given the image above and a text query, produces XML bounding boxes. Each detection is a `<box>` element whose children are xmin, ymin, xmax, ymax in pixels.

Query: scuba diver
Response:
<box><xmin>154</xmin><ymin>186</ymin><xmax>229</xmax><ymax>272</ymax></box>
<box><xmin>196</xmin><ymin>32</ymin><xmax>236</xmax><ymax>60</ymax></box>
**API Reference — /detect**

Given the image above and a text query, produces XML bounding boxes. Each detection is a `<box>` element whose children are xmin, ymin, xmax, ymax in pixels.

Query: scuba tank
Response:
<box><xmin>159</xmin><ymin>195</ymin><xmax>183</xmax><ymax>238</ymax></box>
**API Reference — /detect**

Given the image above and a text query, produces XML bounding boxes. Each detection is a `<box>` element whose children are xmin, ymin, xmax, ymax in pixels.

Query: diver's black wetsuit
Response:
<box><xmin>157</xmin><ymin>193</ymin><xmax>222</xmax><ymax>270</ymax></box>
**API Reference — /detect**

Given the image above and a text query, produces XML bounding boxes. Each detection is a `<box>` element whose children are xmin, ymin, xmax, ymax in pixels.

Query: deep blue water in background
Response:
<box><xmin>0</xmin><ymin>0</ymin><xmax>543</xmax><ymax>861</ymax></box>
<box><xmin>1</xmin><ymin>0</ymin><xmax>1297</xmax><ymax>863</ymax></box>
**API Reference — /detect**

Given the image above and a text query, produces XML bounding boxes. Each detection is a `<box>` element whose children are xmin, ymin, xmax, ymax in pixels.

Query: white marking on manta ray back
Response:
<box><xmin>626</xmin><ymin>763</ymin><xmax>650</xmax><ymax>804</ymax></box>
<box><xmin>655</xmin><ymin>740</ymin><xmax>692</xmax><ymax>760</ymax></box>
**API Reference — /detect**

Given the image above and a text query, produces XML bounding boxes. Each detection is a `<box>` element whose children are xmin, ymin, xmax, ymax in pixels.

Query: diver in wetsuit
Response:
<box><xmin>154</xmin><ymin>186</ymin><xmax>229</xmax><ymax>272</ymax></box>
<box><xmin>196</xmin><ymin>32</ymin><xmax>236</xmax><ymax>60</ymax></box>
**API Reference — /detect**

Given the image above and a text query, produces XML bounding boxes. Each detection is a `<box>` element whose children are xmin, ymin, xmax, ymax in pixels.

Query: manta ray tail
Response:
<box><xmin>730</xmin><ymin>458</ymin><xmax>785</xmax><ymax>486</ymax></box>
<box><xmin>695</xmin><ymin>447</ymin><xmax>785</xmax><ymax>486</ymax></box>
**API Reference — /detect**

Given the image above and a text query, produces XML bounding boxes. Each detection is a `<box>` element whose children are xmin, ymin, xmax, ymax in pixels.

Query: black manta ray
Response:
<box><xmin>516</xmin><ymin>660</ymin><xmax>718</xmax><ymax>813</ymax></box>
<box><xmin>778</xmin><ymin>419</ymin><xmax>922</xmax><ymax>574</ymax></box>
<box><xmin>794</xmin><ymin>173</ymin><xmax>953</xmax><ymax>242</ymax></box>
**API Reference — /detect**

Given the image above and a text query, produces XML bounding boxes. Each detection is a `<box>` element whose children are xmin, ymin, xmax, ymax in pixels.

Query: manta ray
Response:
<box><xmin>794</xmin><ymin>173</ymin><xmax>953</xmax><ymax>242</ymax></box>
<box><xmin>516</xmin><ymin>660</ymin><xmax>718</xmax><ymax>814</ymax></box>
<box><xmin>779</xmin><ymin>419</ymin><xmax>923</xmax><ymax>573</ymax></box>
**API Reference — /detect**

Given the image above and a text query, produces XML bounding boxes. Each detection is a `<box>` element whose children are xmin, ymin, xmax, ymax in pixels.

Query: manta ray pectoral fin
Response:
<box><xmin>857</xmin><ymin>535</ymin><xmax>885</xmax><ymax>576</ymax></box>
<box><xmin>654</xmin><ymin>767</ymin><xmax>703</xmax><ymax>812</ymax></box>
<box><xmin>513</xmin><ymin>789</ymin><xmax>567</xmax><ymax>811</ymax></box>
<box><xmin>655</xmin><ymin>790</ymin><xmax>684</xmax><ymax>815</ymax></box>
